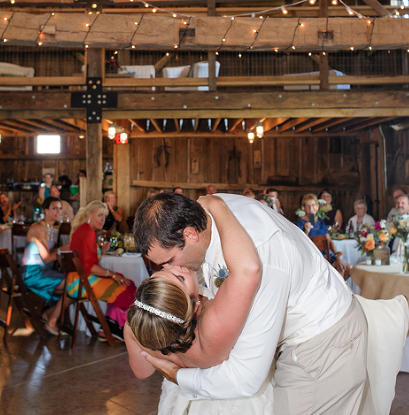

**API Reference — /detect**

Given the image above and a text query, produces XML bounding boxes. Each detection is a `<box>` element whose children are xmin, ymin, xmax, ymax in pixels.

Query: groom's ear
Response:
<box><xmin>183</xmin><ymin>227</ymin><xmax>200</xmax><ymax>244</ymax></box>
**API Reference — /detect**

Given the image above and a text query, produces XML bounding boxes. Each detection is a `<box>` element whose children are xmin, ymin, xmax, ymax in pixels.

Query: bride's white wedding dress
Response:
<box><xmin>158</xmin><ymin>371</ymin><xmax>274</xmax><ymax>415</ymax></box>
<box><xmin>157</xmin><ymin>285</ymin><xmax>275</xmax><ymax>415</ymax></box>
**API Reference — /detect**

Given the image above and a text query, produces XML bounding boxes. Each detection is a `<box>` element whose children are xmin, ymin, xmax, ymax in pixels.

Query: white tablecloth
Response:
<box><xmin>71</xmin><ymin>253</ymin><xmax>149</xmax><ymax>334</ymax></box>
<box><xmin>332</xmin><ymin>239</ymin><xmax>364</xmax><ymax>266</ymax></box>
<box><xmin>0</xmin><ymin>227</ymin><xmax>12</xmax><ymax>253</ymax></box>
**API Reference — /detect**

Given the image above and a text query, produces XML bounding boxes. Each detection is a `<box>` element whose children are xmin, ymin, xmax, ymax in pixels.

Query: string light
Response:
<box><xmin>350</xmin><ymin>46</ymin><xmax>354</xmax><ymax>50</ymax></box>
<box><xmin>238</xmin><ymin>53</ymin><xmax>242</xmax><ymax>58</ymax></box>
<box><xmin>331</xmin><ymin>0</ymin><xmax>338</xmax><ymax>5</ymax></box>
<box><xmin>309</xmin><ymin>0</ymin><xmax>316</xmax><ymax>4</ymax></box>
<box><xmin>281</xmin><ymin>6</ymin><xmax>288</xmax><ymax>14</ymax></box>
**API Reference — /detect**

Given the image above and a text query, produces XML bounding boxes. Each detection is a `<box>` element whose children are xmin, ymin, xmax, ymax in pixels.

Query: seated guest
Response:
<box><xmin>57</xmin><ymin>174</ymin><xmax>72</xmax><ymax>201</ymax></box>
<box><xmin>69</xmin><ymin>200</ymin><xmax>136</xmax><ymax>341</ymax></box>
<box><xmin>50</xmin><ymin>186</ymin><xmax>74</xmax><ymax>222</ymax></box>
<box><xmin>173</xmin><ymin>187</ymin><xmax>184</xmax><ymax>195</ymax></box>
<box><xmin>265</xmin><ymin>188</ymin><xmax>284</xmax><ymax>215</ymax></box>
<box><xmin>103</xmin><ymin>190</ymin><xmax>124</xmax><ymax>231</ymax></box>
<box><xmin>347</xmin><ymin>199</ymin><xmax>375</xmax><ymax>232</ymax></box>
<box><xmin>387</xmin><ymin>188</ymin><xmax>406</xmax><ymax>224</ymax></box>
<box><xmin>206</xmin><ymin>184</ymin><xmax>217</xmax><ymax>195</ymax></box>
<box><xmin>20</xmin><ymin>196</ymin><xmax>69</xmax><ymax>335</ymax></box>
<box><xmin>242</xmin><ymin>187</ymin><xmax>256</xmax><ymax>198</ymax></box>
<box><xmin>0</xmin><ymin>193</ymin><xmax>21</xmax><ymax>224</ymax></box>
<box><xmin>390</xmin><ymin>194</ymin><xmax>409</xmax><ymax>255</ymax></box>
<box><xmin>38</xmin><ymin>172</ymin><xmax>54</xmax><ymax>202</ymax></box>
<box><xmin>296</xmin><ymin>193</ymin><xmax>350</xmax><ymax>277</ymax></box>
<box><xmin>318</xmin><ymin>189</ymin><xmax>342</xmax><ymax>231</ymax></box>
<box><xmin>255</xmin><ymin>193</ymin><xmax>273</xmax><ymax>208</ymax></box>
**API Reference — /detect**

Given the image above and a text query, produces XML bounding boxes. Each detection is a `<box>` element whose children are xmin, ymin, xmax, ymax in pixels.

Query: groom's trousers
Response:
<box><xmin>273</xmin><ymin>296</ymin><xmax>375</xmax><ymax>415</ymax></box>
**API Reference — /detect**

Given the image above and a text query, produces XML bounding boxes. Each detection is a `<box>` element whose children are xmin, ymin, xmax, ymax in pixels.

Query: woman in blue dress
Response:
<box><xmin>20</xmin><ymin>196</ymin><xmax>70</xmax><ymax>335</ymax></box>
<box><xmin>296</xmin><ymin>193</ymin><xmax>350</xmax><ymax>277</ymax></box>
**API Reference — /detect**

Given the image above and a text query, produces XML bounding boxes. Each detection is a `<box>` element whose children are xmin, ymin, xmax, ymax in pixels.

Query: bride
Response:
<box><xmin>125</xmin><ymin>195</ymin><xmax>274</xmax><ymax>415</ymax></box>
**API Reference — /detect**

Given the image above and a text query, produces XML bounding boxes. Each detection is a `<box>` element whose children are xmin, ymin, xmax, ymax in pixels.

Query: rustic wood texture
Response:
<box><xmin>1</xmin><ymin>13</ymin><xmax>409</xmax><ymax>50</ymax></box>
<box><xmin>1</xmin><ymin>91</ymin><xmax>409</xmax><ymax>119</ymax></box>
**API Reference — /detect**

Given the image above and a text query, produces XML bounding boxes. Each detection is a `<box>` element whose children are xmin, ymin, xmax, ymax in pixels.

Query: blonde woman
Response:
<box><xmin>69</xmin><ymin>200</ymin><xmax>136</xmax><ymax>341</ymax></box>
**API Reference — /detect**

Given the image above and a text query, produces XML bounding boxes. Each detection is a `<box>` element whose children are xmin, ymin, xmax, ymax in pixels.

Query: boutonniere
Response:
<box><xmin>214</xmin><ymin>264</ymin><xmax>229</xmax><ymax>288</ymax></box>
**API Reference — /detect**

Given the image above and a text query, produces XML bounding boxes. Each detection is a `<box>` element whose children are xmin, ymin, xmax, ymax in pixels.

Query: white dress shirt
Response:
<box><xmin>177</xmin><ymin>194</ymin><xmax>352</xmax><ymax>400</ymax></box>
<box><xmin>348</xmin><ymin>214</ymin><xmax>375</xmax><ymax>232</ymax></box>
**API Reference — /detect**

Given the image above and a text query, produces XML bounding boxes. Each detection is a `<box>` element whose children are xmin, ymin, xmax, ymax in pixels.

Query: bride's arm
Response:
<box><xmin>194</xmin><ymin>196</ymin><xmax>261</xmax><ymax>364</ymax></box>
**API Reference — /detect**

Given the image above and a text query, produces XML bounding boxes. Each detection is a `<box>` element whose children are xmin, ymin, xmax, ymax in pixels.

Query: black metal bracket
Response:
<box><xmin>71</xmin><ymin>77</ymin><xmax>117</xmax><ymax>124</ymax></box>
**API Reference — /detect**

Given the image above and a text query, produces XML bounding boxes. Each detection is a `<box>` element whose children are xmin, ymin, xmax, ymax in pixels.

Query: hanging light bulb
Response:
<box><xmin>331</xmin><ymin>0</ymin><xmax>338</xmax><ymax>5</ymax></box>
<box><xmin>247</xmin><ymin>132</ymin><xmax>255</xmax><ymax>144</ymax></box>
<box><xmin>256</xmin><ymin>121</ymin><xmax>264</xmax><ymax>138</ymax></box>
<box><xmin>108</xmin><ymin>125</ymin><xmax>116</xmax><ymax>139</ymax></box>
<box><xmin>281</xmin><ymin>6</ymin><xmax>288</xmax><ymax>14</ymax></box>
<box><xmin>120</xmin><ymin>132</ymin><xmax>128</xmax><ymax>143</ymax></box>
<box><xmin>309</xmin><ymin>0</ymin><xmax>316</xmax><ymax>5</ymax></box>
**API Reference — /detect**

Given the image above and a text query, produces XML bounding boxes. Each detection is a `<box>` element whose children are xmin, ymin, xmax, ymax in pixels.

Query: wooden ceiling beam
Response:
<box><xmin>150</xmin><ymin>118</ymin><xmax>163</xmax><ymax>133</ymax></box>
<box><xmin>211</xmin><ymin>118</ymin><xmax>222</xmax><ymax>133</ymax></box>
<box><xmin>228</xmin><ymin>118</ymin><xmax>244</xmax><ymax>132</ymax></box>
<box><xmin>263</xmin><ymin>117</ymin><xmax>288</xmax><ymax>131</ymax></box>
<box><xmin>277</xmin><ymin>118</ymin><xmax>309</xmax><ymax>133</ymax></box>
<box><xmin>128</xmin><ymin>119</ymin><xmax>145</xmax><ymax>132</ymax></box>
<box><xmin>0</xmin><ymin>13</ymin><xmax>409</xmax><ymax>50</ymax></box>
<box><xmin>312</xmin><ymin>117</ymin><xmax>354</xmax><ymax>132</ymax></box>
<box><xmin>339</xmin><ymin>117</ymin><xmax>397</xmax><ymax>133</ymax></box>
<box><xmin>0</xmin><ymin>120</ymin><xmax>34</xmax><ymax>133</ymax></box>
<box><xmin>174</xmin><ymin>118</ymin><xmax>181</xmax><ymax>133</ymax></box>
<box><xmin>361</xmin><ymin>0</ymin><xmax>390</xmax><ymax>16</ymax></box>
<box><xmin>295</xmin><ymin>117</ymin><xmax>331</xmax><ymax>132</ymax></box>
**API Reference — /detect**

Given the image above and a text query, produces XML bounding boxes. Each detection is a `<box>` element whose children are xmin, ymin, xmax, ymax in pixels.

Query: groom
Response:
<box><xmin>134</xmin><ymin>192</ymin><xmax>373</xmax><ymax>415</ymax></box>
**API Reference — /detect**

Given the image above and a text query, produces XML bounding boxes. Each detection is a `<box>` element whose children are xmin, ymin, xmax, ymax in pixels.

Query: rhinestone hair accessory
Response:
<box><xmin>133</xmin><ymin>299</ymin><xmax>185</xmax><ymax>324</ymax></box>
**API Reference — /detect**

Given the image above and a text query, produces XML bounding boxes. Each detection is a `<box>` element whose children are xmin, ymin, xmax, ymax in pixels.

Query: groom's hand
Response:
<box><xmin>141</xmin><ymin>352</ymin><xmax>180</xmax><ymax>384</ymax></box>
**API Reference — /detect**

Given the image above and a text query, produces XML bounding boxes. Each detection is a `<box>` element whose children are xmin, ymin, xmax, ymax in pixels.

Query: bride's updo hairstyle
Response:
<box><xmin>127</xmin><ymin>277</ymin><xmax>197</xmax><ymax>355</ymax></box>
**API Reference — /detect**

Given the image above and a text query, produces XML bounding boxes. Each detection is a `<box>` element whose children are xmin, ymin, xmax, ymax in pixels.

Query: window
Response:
<box><xmin>36</xmin><ymin>135</ymin><xmax>61</xmax><ymax>154</ymax></box>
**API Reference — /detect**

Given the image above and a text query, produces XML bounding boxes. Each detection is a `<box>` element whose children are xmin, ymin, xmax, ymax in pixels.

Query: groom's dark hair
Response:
<box><xmin>133</xmin><ymin>192</ymin><xmax>207</xmax><ymax>255</ymax></box>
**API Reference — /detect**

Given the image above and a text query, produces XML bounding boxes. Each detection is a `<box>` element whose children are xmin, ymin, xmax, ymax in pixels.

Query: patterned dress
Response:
<box><xmin>68</xmin><ymin>222</ymin><xmax>136</xmax><ymax>326</ymax></box>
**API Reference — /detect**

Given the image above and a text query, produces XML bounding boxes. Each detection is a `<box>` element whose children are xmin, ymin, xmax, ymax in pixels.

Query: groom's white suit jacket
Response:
<box><xmin>177</xmin><ymin>194</ymin><xmax>352</xmax><ymax>400</ymax></box>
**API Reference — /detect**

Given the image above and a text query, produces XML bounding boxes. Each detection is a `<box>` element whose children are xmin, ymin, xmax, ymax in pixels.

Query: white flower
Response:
<box><xmin>296</xmin><ymin>208</ymin><xmax>306</xmax><ymax>218</ymax></box>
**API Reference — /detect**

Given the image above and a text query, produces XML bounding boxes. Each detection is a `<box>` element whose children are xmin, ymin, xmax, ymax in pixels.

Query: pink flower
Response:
<box><xmin>361</xmin><ymin>230</ymin><xmax>368</xmax><ymax>238</ymax></box>
<box><xmin>374</xmin><ymin>221</ymin><xmax>382</xmax><ymax>231</ymax></box>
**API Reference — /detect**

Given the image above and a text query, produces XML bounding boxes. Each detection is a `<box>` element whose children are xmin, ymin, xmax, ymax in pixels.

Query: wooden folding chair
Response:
<box><xmin>56</xmin><ymin>222</ymin><xmax>71</xmax><ymax>247</ymax></box>
<box><xmin>57</xmin><ymin>251</ymin><xmax>115</xmax><ymax>348</ymax></box>
<box><xmin>12</xmin><ymin>223</ymin><xmax>30</xmax><ymax>265</ymax></box>
<box><xmin>0</xmin><ymin>248</ymin><xmax>47</xmax><ymax>341</ymax></box>
<box><xmin>310</xmin><ymin>235</ymin><xmax>331</xmax><ymax>262</ymax></box>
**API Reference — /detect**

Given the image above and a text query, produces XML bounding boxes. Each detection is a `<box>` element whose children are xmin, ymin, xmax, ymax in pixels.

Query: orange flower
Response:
<box><xmin>365</xmin><ymin>240</ymin><xmax>375</xmax><ymax>251</ymax></box>
<box><xmin>389</xmin><ymin>225</ymin><xmax>397</xmax><ymax>235</ymax></box>
<box><xmin>379</xmin><ymin>232</ymin><xmax>388</xmax><ymax>242</ymax></box>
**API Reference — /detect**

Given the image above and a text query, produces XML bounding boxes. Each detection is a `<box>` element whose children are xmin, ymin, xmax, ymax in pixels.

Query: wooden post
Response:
<box><xmin>319</xmin><ymin>0</ymin><xmax>329</xmax><ymax>90</ymax></box>
<box><xmin>207</xmin><ymin>0</ymin><xmax>217</xmax><ymax>92</ymax></box>
<box><xmin>113</xmin><ymin>142</ymin><xmax>131</xmax><ymax>227</ymax></box>
<box><xmin>85</xmin><ymin>48</ymin><xmax>104</xmax><ymax>204</ymax></box>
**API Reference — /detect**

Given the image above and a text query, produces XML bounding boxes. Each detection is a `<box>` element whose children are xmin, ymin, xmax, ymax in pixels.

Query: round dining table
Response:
<box><xmin>351</xmin><ymin>263</ymin><xmax>409</xmax><ymax>372</ymax></box>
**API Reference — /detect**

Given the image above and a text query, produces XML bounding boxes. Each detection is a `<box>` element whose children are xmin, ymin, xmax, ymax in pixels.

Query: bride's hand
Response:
<box><xmin>141</xmin><ymin>352</ymin><xmax>181</xmax><ymax>384</ymax></box>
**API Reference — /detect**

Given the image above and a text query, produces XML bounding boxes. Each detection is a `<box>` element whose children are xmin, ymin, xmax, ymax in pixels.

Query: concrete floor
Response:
<box><xmin>1</xmin><ymin>312</ymin><xmax>409</xmax><ymax>415</ymax></box>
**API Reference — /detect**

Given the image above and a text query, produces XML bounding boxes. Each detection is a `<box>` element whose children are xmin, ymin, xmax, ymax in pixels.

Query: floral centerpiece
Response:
<box><xmin>295</xmin><ymin>199</ymin><xmax>329</xmax><ymax>221</ymax></box>
<box><xmin>388</xmin><ymin>214</ymin><xmax>409</xmax><ymax>272</ymax></box>
<box><xmin>356</xmin><ymin>220</ymin><xmax>391</xmax><ymax>262</ymax></box>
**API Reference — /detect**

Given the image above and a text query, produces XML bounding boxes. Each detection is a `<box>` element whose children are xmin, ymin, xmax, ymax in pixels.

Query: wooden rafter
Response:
<box><xmin>277</xmin><ymin>118</ymin><xmax>309</xmax><ymax>133</ymax></box>
<box><xmin>150</xmin><ymin>118</ymin><xmax>163</xmax><ymax>133</ymax></box>
<box><xmin>263</xmin><ymin>118</ymin><xmax>288</xmax><ymax>131</ymax></box>
<box><xmin>361</xmin><ymin>0</ymin><xmax>390</xmax><ymax>16</ymax></box>
<box><xmin>211</xmin><ymin>118</ymin><xmax>222</xmax><ymax>133</ymax></box>
<box><xmin>295</xmin><ymin>118</ymin><xmax>331</xmax><ymax>133</ymax></box>
<box><xmin>312</xmin><ymin>118</ymin><xmax>354</xmax><ymax>132</ymax></box>
<box><xmin>228</xmin><ymin>118</ymin><xmax>244</xmax><ymax>132</ymax></box>
<box><xmin>128</xmin><ymin>119</ymin><xmax>145</xmax><ymax>132</ymax></box>
<box><xmin>341</xmin><ymin>117</ymin><xmax>397</xmax><ymax>133</ymax></box>
<box><xmin>174</xmin><ymin>118</ymin><xmax>180</xmax><ymax>133</ymax></box>
<box><xmin>194</xmin><ymin>118</ymin><xmax>199</xmax><ymax>133</ymax></box>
